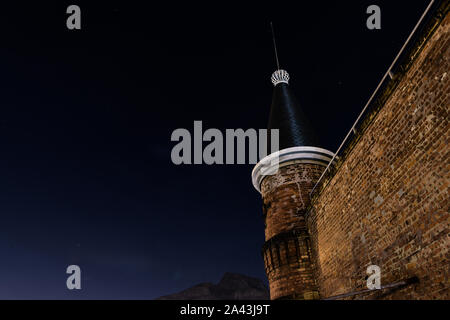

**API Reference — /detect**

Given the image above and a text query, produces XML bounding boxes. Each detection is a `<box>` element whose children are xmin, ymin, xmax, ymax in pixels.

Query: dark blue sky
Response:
<box><xmin>0</xmin><ymin>0</ymin><xmax>431</xmax><ymax>298</ymax></box>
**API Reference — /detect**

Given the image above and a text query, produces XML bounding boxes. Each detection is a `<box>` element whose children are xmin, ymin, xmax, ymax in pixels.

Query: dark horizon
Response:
<box><xmin>0</xmin><ymin>1</ymin><xmax>432</xmax><ymax>299</ymax></box>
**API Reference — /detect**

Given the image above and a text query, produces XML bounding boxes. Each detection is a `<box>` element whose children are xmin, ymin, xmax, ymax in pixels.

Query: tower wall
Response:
<box><xmin>307</xmin><ymin>10</ymin><xmax>449</xmax><ymax>299</ymax></box>
<box><xmin>261</xmin><ymin>162</ymin><xmax>324</xmax><ymax>299</ymax></box>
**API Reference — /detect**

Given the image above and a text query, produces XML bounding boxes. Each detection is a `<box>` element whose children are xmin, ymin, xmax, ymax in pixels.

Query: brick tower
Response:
<box><xmin>252</xmin><ymin>70</ymin><xmax>333</xmax><ymax>300</ymax></box>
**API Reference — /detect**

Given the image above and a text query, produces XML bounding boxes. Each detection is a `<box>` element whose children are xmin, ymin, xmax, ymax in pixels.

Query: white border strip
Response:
<box><xmin>252</xmin><ymin>146</ymin><xmax>334</xmax><ymax>193</ymax></box>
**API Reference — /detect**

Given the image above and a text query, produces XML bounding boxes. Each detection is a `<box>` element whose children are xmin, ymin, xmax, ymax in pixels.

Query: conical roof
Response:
<box><xmin>268</xmin><ymin>70</ymin><xmax>319</xmax><ymax>150</ymax></box>
<box><xmin>251</xmin><ymin>70</ymin><xmax>334</xmax><ymax>193</ymax></box>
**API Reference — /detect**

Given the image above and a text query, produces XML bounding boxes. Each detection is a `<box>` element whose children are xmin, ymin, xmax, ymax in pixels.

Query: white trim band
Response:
<box><xmin>251</xmin><ymin>146</ymin><xmax>335</xmax><ymax>193</ymax></box>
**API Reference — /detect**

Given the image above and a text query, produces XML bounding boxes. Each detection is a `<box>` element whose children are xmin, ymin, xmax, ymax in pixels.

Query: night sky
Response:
<box><xmin>0</xmin><ymin>1</ymin><xmax>432</xmax><ymax>299</ymax></box>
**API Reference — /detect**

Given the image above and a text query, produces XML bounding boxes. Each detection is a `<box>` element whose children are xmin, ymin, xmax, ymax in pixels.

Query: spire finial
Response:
<box><xmin>270</xmin><ymin>22</ymin><xmax>281</xmax><ymax>70</ymax></box>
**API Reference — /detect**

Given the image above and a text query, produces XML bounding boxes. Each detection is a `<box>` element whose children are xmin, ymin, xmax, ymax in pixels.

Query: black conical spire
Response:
<box><xmin>268</xmin><ymin>70</ymin><xmax>319</xmax><ymax>150</ymax></box>
<box><xmin>268</xmin><ymin>24</ymin><xmax>319</xmax><ymax>150</ymax></box>
<box><xmin>252</xmin><ymin>25</ymin><xmax>332</xmax><ymax>192</ymax></box>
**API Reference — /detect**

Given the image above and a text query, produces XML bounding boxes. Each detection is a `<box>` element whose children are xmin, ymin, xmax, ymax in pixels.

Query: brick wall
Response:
<box><xmin>261</xmin><ymin>163</ymin><xmax>324</xmax><ymax>299</ymax></box>
<box><xmin>307</xmin><ymin>12</ymin><xmax>449</xmax><ymax>299</ymax></box>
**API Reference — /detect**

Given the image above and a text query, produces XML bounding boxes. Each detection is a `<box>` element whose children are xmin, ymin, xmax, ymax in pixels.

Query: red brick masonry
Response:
<box><xmin>307</xmin><ymin>11</ymin><xmax>449</xmax><ymax>299</ymax></box>
<box><xmin>261</xmin><ymin>163</ymin><xmax>324</xmax><ymax>299</ymax></box>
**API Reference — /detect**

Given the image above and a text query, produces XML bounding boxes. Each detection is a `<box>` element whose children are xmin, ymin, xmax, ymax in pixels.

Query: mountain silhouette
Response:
<box><xmin>156</xmin><ymin>272</ymin><xmax>269</xmax><ymax>300</ymax></box>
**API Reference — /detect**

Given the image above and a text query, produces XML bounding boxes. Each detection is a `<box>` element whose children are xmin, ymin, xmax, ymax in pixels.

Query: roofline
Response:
<box><xmin>309</xmin><ymin>0</ymin><xmax>449</xmax><ymax>202</ymax></box>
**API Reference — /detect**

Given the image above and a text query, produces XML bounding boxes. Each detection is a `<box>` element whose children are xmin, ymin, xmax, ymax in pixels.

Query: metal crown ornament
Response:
<box><xmin>271</xmin><ymin>69</ymin><xmax>290</xmax><ymax>86</ymax></box>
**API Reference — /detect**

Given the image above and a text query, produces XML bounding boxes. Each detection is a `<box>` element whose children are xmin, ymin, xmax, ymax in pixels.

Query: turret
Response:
<box><xmin>252</xmin><ymin>69</ymin><xmax>333</xmax><ymax>300</ymax></box>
